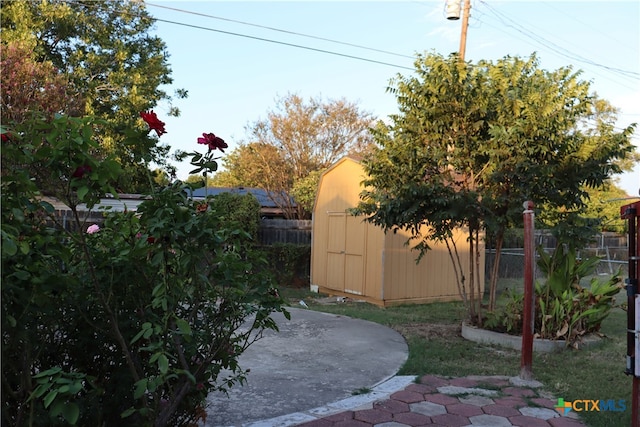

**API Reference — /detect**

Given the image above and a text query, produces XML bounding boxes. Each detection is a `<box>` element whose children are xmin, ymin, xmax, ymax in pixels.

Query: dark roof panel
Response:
<box><xmin>189</xmin><ymin>187</ymin><xmax>295</xmax><ymax>208</ymax></box>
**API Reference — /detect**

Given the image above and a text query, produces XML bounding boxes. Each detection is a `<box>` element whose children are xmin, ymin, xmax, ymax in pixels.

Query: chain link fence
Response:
<box><xmin>486</xmin><ymin>231</ymin><xmax>629</xmax><ymax>280</ymax></box>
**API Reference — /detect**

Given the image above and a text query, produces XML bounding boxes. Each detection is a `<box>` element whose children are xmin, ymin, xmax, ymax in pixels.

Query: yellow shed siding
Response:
<box><xmin>311</xmin><ymin>157</ymin><xmax>484</xmax><ymax>306</ymax></box>
<box><xmin>382</xmin><ymin>227</ymin><xmax>484</xmax><ymax>303</ymax></box>
<box><xmin>364</xmin><ymin>220</ymin><xmax>384</xmax><ymax>299</ymax></box>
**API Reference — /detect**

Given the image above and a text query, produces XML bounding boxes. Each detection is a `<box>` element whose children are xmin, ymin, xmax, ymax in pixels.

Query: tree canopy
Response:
<box><xmin>211</xmin><ymin>93</ymin><xmax>375</xmax><ymax>218</ymax></box>
<box><xmin>1</xmin><ymin>0</ymin><xmax>183</xmax><ymax>192</ymax></box>
<box><xmin>356</xmin><ymin>52</ymin><xmax>636</xmax><ymax>322</ymax></box>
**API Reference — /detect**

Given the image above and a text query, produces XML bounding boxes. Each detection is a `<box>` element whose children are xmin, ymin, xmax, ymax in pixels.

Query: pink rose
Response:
<box><xmin>86</xmin><ymin>224</ymin><xmax>100</xmax><ymax>234</ymax></box>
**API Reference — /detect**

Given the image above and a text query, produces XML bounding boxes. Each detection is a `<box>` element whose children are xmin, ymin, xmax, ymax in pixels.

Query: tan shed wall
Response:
<box><xmin>364</xmin><ymin>221</ymin><xmax>384</xmax><ymax>299</ymax></box>
<box><xmin>382</xmin><ymin>227</ymin><xmax>485</xmax><ymax>303</ymax></box>
<box><xmin>311</xmin><ymin>157</ymin><xmax>484</xmax><ymax>306</ymax></box>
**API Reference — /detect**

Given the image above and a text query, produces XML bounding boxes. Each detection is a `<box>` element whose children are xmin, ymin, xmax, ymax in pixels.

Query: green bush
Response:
<box><xmin>261</xmin><ymin>243</ymin><xmax>311</xmax><ymax>287</ymax></box>
<box><xmin>208</xmin><ymin>192</ymin><xmax>261</xmax><ymax>242</ymax></box>
<box><xmin>485</xmin><ymin>242</ymin><xmax>623</xmax><ymax>347</ymax></box>
<box><xmin>2</xmin><ymin>113</ymin><xmax>288</xmax><ymax>426</ymax></box>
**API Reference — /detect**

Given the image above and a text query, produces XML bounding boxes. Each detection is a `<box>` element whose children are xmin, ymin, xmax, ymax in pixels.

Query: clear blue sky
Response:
<box><xmin>145</xmin><ymin>1</ymin><xmax>639</xmax><ymax>196</ymax></box>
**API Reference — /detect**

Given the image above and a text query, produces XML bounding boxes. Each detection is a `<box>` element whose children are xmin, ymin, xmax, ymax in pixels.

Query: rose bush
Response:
<box><xmin>1</xmin><ymin>111</ymin><xmax>288</xmax><ymax>426</ymax></box>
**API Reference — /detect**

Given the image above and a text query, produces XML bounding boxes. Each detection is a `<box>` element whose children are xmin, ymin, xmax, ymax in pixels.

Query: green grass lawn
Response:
<box><xmin>282</xmin><ymin>285</ymin><xmax>633</xmax><ymax>427</ymax></box>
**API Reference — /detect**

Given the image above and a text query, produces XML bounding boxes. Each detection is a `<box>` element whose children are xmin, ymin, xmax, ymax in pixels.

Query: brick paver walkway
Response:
<box><xmin>296</xmin><ymin>375</ymin><xmax>586</xmax><ymax>427</ymax></box>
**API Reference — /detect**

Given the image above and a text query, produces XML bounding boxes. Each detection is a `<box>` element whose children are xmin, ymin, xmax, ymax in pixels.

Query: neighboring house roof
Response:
<box><xmin>189</xmin><ymin>187</ymin><xmax>289</xmax><ymax>209</ymax></box>
<box><xmin>41</xmin><ymin>194</ymin><xmax>149</xmax><ymax>212</ymax></box>
<box><xmin>190</xmin><ymin>187</ymin><xmax>297</xmax><ymax>218</ymax></box>
<box><xmin>41</xmin><ymin>187</ymin><xmax>296</xmax><ymax>218</ymax></box>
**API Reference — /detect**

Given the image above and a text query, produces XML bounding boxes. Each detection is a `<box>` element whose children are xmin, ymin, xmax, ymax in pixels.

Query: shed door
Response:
<box><xmin>325</xmin><ymin>213</ymin><xmax>364</xmax><ymax>295</ymax></box>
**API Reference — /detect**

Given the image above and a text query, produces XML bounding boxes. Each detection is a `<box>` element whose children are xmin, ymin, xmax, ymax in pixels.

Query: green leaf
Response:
<box><xmin>50</xmin><ymin>400</ymin><xmax>64</xmax><ymax>418</ymax></box>
<box><xmin>77</xmin><ymin>186</ymin><xmax>89</xmax><ymax>201</ymax></box>
<box><xmin>2</xmin><ymin>238</ymin><xmax>17</xmax><ymax>256</ymax></box>
<box><xmin>31</xmin><ymin>383</ymin><xmax>51</xmax><ymax>399</ymax></box>
<box><xmin>43</xmin><ymin>389</ymin><xmax>58</xmax><ymax>408</ymax></box>
<box><xmin>11</xmin><ymin>208</ymin><xmax>25</xmax><ymax>221</ymax></box>
<box><xmin>62</xmin><ymin>402</ymin><xmax>80</xmax><ymax>425</ymax></box>
<box><xmin>68</xmin><ymin>382</ymin><xmax>83</xmax><ymax>394</ymax></box>
<box><xmin>175</xmin><ymin>317</ymin><xmax>192</xmax><ymax>336</ymax></box>
<box><xmin>143</xmin><ymin>327</ymin><xmax>153</xmax><ymax>340</ymax></box>
<box><xmin>12</xmin><ymin>270</ymin><xmax>30</xmax><ymax>281</ymax></box>
<box><xmin>40</xmin><ymin>200</ymin><xmax>55</xmax><ymax>213</ymax></box>
<box><xmin>133</xmin><ymin>378</ymin><xmax>147</xmax><ymax>399</ymax></box>
<box><xmin>19</xmin><ymin>240</ymin><xmax>30</xmax><ymax>254</ymax></box>
<box><xmin>151</xmin><ymin>283</ymin><xmax>164</xmax><ymax>298</ymax></box>
<box><xmin>131</xmin><ymin>329</ymin><xmax>145</xmax><ymax>344</ymax></box>
<box><xmin>121</xmin><ymin>407</ymin><xmax>136</xmax><ymax>418</ymax></box>
<box><xmin>158</xmin><ymin>354</ymin><xmax>169</xmax><ymax>374</ymax></box>
<box><xmin>203</xmin><ymin>161</ymin><xmax>218</xmax><ymax>172</ymax></box>
<box><xmin>33</xmin><ymin>367</ymin><xmax>63</xmax><ymax>378</ymax></box>
<box><xmin>6</xmin><ymin>314</ymin><xmax>16</xmax><ymax>327</ymax></box>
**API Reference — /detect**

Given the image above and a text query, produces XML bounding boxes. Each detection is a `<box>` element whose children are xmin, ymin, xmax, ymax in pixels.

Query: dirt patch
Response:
<box><xmin>393</xmin><ymin>323</ymin><xmax>461</xmax><ymax>340</ymax></box>
<box><xmin>309</xmin><ymin>296</ymin><xmax>367</xmax><ymax>305</ymax></box>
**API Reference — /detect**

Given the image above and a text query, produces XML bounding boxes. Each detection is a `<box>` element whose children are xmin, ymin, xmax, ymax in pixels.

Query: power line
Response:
<box><xmin>152</xmin><ymin>17</ymin><xmax>416</xmax><ymax>72</ymax></box>
<box><xmin>71</xmin><ymin>0</ymin><xmax>640</xmax><ymax>94</ymax></box>
<box><xmin>145</xmin><ymin>2</ymin><xmax>415</xmax><ymax>60</ymax></box>
<box><xmin>70</xmin><ymin>0</ymin><xmax>417</xmax><ymax>70</ymax></box>
<box><xmin>470</xmin><ymin>13</ymin><xmax>639</xmax><ymax>93</ymax></box>
<box><xmin>538</xmin><ymin>0</ymin><xmax>633</xmax><ymax>50</ymax></box>
<box><xmin>150</xmin><ymin>0</ymin><xmax>639</xmax><ymax>89</ymax></box>
<box><xmin>478</xmin><ymin>1</ymin><xmax>640</xmax><ymax>80</ymax></box>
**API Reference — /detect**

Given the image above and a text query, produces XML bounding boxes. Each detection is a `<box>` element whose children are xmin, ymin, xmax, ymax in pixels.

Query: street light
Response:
<box><xmin>445</xmin><ymin>0</ymin><xmax>471</xmax><ymax>61</ymax></box>
<box><xmin>446</xmin><ymin>0</ymin><xmax>462</xmax><ymax>20</ymax></box>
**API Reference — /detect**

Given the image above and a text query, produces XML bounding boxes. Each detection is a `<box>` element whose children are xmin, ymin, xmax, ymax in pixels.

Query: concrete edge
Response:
<box><xmin>243</xmin><ymin>375</ymin><xmax>417</xmax><ymax>427</ymax></box>
<box><xmin>461</xmin><ymin>322</ymin><xmax>601</xmax><ymax>353</ymax></box>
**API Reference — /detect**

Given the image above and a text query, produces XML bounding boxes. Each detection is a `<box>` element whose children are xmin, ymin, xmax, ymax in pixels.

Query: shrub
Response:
<box><xmin>2</xmin><ymin>113</ymin><xmax>288</xmax><ymax>426</ymax></box>
<box><xmin>261</xmin><ymin>243</ymin><xmax>311</xmax><ymax>287</ymax></box>
<box><xmin>484</xmin><ymin>242</ymin><xmax>623</xmax><ymax>347</ymax></box>
<box><xmin>208</xmin><ymin>192</ymin><xmax>261</xmax><ymax>242</ymax></box>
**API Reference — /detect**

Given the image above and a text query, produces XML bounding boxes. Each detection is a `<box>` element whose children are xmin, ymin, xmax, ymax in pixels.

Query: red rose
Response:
<box><xmin>140</xmin><ymin>111</ymin><xmax>167</xmax><ymax>137</ymax></box>
<box><xmin>197</xmin><ymin>132</ymin><xmax>228</xmax><ymax>152</ymax></box>
<box><xmin>72</xmin><ymin>165</ymin><xmax>92</xmax><ymax>179</ymax></box>
<box><xmin>196</xmin><ymin>202</ymin><xmax>208</xmax><ymax>213</ymax></box>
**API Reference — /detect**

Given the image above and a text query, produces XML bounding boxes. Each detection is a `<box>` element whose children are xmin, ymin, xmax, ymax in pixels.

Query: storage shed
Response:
<box><xmin>311</xmin><ymin>157</ymin><xmax>484</xmax><ymax>307</ymax></box>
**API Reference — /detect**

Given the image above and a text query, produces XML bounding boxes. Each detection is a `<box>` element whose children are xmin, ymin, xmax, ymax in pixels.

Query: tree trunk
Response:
<box><xmin>475</xmin><ymin>227</ymin><xmax>483</xmax><ymax>325</ymax></box>
<box><xmin>488</xmin><ymin>227</ymin><xmax>505</xmax><ymax>311</ymax></box>
<box><xmin>468</xmin><ymin>227</ymin><xmax>477</xmax><ymax>323</ymax></box>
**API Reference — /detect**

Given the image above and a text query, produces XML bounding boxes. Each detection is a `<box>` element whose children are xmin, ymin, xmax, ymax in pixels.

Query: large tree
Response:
<box><xmin>0</xmin><ymin>42</ymin><xmax>83</xmax><ymax>124</ymax></box>
<box><xmin>356</xmin><ymin>53</ymin><xmax>636</xmax><ymax>323</ymax></box>
<box><xmin>583</xmin><ymin>183</ymin><xmax>631</xmax><ymax>234</ymax></box>
<box><xmin>212</xmin><ymin>93</ymin><xmax>375</xmax><ymax>218</ymax></box>
<box><xmin>1</xmin><ymin>0</ymin><xmax>184</xmax><ymax>192</ymax></box>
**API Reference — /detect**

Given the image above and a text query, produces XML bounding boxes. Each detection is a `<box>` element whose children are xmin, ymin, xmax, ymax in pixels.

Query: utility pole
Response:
<box><xmin>446</xmin><ymin>0</ymin><xmax>472</xmax><ymax>61</ymax></box>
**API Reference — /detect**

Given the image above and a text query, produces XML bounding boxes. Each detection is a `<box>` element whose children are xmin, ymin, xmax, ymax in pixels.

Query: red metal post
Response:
<box><xmin>621</xmin><ymin>201</ymin><xmax>640</xmax><ymax>427</ymax></box>
<box><xmin>521</xmin><ymin>201</ymin><xmax>535</xmax><ymax>380</ymax></box>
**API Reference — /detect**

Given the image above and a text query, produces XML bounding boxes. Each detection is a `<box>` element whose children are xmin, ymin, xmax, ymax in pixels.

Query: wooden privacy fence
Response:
<box><xmin>257</xmin><ymin>219</ymin><xmax>312</xmax><ymax>245</ymax></box>
<box><xmin>46</xmin><ymin>208</ymin><xmax>312</xmax><ymax>246</ymax></box>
